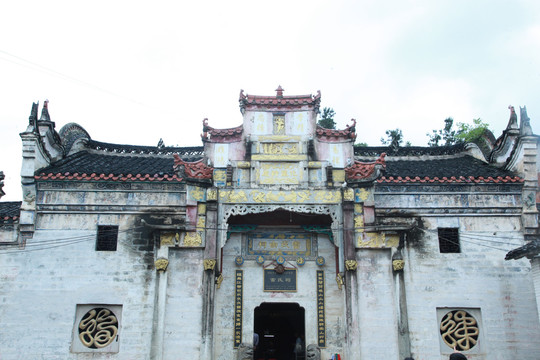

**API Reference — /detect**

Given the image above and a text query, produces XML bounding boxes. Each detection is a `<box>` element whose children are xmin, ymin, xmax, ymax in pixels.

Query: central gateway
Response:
<box><xmin>202</xmin><ymin>88</ymin><xmax>382</xmax><ymax>359</ymax></box>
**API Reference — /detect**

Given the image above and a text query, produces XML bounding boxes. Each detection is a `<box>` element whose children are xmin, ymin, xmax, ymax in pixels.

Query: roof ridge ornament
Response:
<box><xmin>39</xmin><ymin>99</ymin><xmax>51</xmax><ymax>122</ymax></box>
<box><xmin>519</xmin><ymin>106</ymin><xmax>533</xmax><ymax>136</ymax></box>
<box><xmin>506</xmin><ymin>105</ymin><xmax>518</xmax><ymax>130</ymax></box>
<box><xmin>345</xmin><ymin>153</ymin><xmax>386</xmax><ymax>185</ymax></box>
<box><xmin>173</xmin><ymin>154</ymin><xmax>213</xmax><ymax>183</ymax></box>
<box><xmin>276</xmin><ymin>85</ymin><xmax>284</xmax><ymax>98</ymax></box>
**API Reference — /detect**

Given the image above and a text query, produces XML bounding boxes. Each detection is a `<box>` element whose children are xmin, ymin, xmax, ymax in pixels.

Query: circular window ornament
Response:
<box><xmin>296</xmin><ymin>256</ymin><xmax>306</xmax><ymax>266</ymax></box>
<box><xmin>78</xmin><ymin>308</ymin><xmax>118</xmax><ymax>349</ymax></box>
<box><xmin>316</xmin><ymin>256</ymin><xmax>325</xmax><ymax>266</ymax></box>
<box><xmin>276</xmin><ymin>255</ymin><xmax>285</xmax><ymax>264</ymax></box>
<box><xmin>235</xmin><ymin>256</ymin><xmax>244</xmax><ymax>266</ymax></box>
<box><xmin>440</xmin><ymin>309</ymin><xmax>479</xmax><ymax>351</ymax></box>
<box><xmin>256</xmin><ymin>255</ymin><xmax>265</xmax><ymax>265</ymax></box>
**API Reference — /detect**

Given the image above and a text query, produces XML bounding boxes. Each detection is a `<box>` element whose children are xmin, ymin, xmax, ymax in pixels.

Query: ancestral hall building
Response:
<box><xmin>1</xmin><ymin>88</ymin><xmax>540</xmax><ymax>359</ymax></box>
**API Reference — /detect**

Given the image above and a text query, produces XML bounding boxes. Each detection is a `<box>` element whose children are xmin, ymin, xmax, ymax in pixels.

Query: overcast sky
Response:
<box><xmin>1</xmin><ymin>0</ymin><xmax>539</xmax><ymax>201</ymax></box>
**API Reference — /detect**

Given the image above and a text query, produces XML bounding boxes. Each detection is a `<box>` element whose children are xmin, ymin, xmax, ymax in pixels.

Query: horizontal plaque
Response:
<box><xmin>246</xmin><ymin>232</ymin><xmax>317</xmax><ymax>260</ymax></box>
<box><xmin>264</xmin><ymin>269</ymin><xmax>297</xmax><ymax>292</ymax></box>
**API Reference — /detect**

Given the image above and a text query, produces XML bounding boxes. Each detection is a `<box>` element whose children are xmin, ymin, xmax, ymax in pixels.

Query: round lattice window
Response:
<box><xmin>78</xmin><ymin>307</ymin><xmax>119</xmax><ymax>349</ymax></box>
<box><xmin>440</xmin><ymin>310</ymin><xmax>479</xmax><ymax>351</ymax></box>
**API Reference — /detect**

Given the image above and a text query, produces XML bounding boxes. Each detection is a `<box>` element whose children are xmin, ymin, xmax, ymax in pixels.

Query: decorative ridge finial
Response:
<box><xmin>507</xmin><ymin>105</ymin><xmax>518</xmax><ymax>129</ymax></box>
<box><xmin>29</xmin><ymin>101</ymin><xmax>39</xmax><ymax>126</ymax></box>
<box><xmin>275</xmin><ymin>85</ymin><xmax>284</xmax><ymax>98</ymax></box>
<box><xmin>520</xmin><ymin>105</ymin><xmax>533</xmax><ymax>136</ymax></box>
<box><xmin>39</xmin><ymin>99</ymin><xmax>51</xmax><ymax>122</ymax></box>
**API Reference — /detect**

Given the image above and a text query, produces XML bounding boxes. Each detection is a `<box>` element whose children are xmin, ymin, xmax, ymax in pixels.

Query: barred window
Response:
<box><xmin>438</xmin><ymin>228</ymin><xmax>460</xmax><ymax>253</ymax></box>
<box><xmin>96</xmin><ymin>225</ymin><xmax>118</xmax><ymax>251</ymax></box>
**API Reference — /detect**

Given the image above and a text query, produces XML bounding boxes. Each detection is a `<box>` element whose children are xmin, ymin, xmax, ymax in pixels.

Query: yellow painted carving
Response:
<box><xmin>258</xmin><ymin>135</ymin><xmax>300</xmax><ymax>142</ymax></box>
<box><xmin>357</xmin><ymin>232</ymin><xmax>399</xmax><ymax>248</ymax></box>
<box><xmin>297</xmin><ymin>190</ymin><xmax>310</xmax><ymax>202</ymax></box>
<box><xmin>184</xmin><ymin>232</ymin><xmax>203</xmax><ymax>246</ymax></box>
<box><xmin>260</xmin><ymin>163</ymin><xmax>300</xmax><ymax>184</ymax></box>
<box><xmin>221</xmin><ymin>190</ymin><xmax>249</xmax><ymax>203</ymax></box>
<box><xmin>213</xmin><ymin>169</ymin><xmax>226</xmax><ymax>182</ymax></box>
<box><xmin>343</xmin><ymin>188</ymin><xmax>354</xmax><ymax>202</ymax></box>
<box><xmin>386</xmin><ymin>234</ymin><xmax>400</xmax><ymax>248</ymax></box>
<box><xmin>252</xmin><ymin>154</ymin><xmax>305</xmax><ymax>161</ymax></box>
<box><xmin>207</xmin><ymin>188</ymin><xmax>217</xmax><ymax>201</ymax></box>
<box><xmin>392</xmin><ymin>260</ymin><xmax>405</xmax><ymax>271</ymax></box>
<box><xmin>197</xmin><ymin>203</ymin><xmax>206</xmax><ymax>215</ymax></box>
<box><xmin>204</xmin><ymin>259</ymin><xmax>217</xmax><ymax>270</ymax></box>
<box><xmin>215</xmin><ymin>273</ymin><xmax>224</xmax><ymax>288</ymax></box>
<box><xmin>333</xmin><ymin>170</ymin><xmax>345</xmax><ymax>182</ymax></box>
<box><xmin>336</xmin><ymin>273</ymin><xmax>344</xmax><ymax>290</ymax></box>
<box><xmin>358</xmin><ymin>232</ymin><xmax>384</xmax><ymax>248</ymax></box>
<box><xmin>190</xmin><ymin>187</ymin><xmax>205</xmax><ymax>201</ymax></box>
<box><xmin>308</xmin><ymin>162</ymin><xmax>322</xmax><ymax>168</ymax></box>
<box><xmin>354</xmin><ymin>215</ymin><xmax>364</xmax><ymax>230</ymax></box>
<box><xmin>196</xmin><ymin>216</ymin><xmax>206</xmax><ymax>230</ymax></box>
<box><xmin>354</xmin><ymin>203</ymin><xmax>363</xmax><ymax>214</ymax></box>
<box><xmin>356</xmin><ymin>188</ymin><xmax>370</xmax><ymax>202</ymax></box>
<box><xmin>314</xmin><ymin>190</ymin><xmax>341</xmax><ymax>203</ymax></box>
<box><xmin>273</xmin><ymin>115</ymin><xmax>285</xmax><ymax>135</ymax></box>
<box><xmin>237</xmin><ymin>161</ymin><xmax>251</xmax><ymax>168</ymax></box>
<box><xmin>252</xmin><ymin>190</ymin><xmax>267</xmax><ymax>203</ymax></box>
<box><xmin>345</xmin><ymin>260</ymin><xmax>358</xmax><ymax>271</ymax></box>
<box><xmin>155</xmin><ymin>258</ymin><xmax>169</xmax><ymax>272</ymax></box>
<box><xmin>261</xmin><ymin>142</ymin><xmax>299</xmax><ymax>155</ymax></box>
<box><xmin>160</xmin><ymin>233</ymin><xmax>176</xmax><ymax>246</ymax></box>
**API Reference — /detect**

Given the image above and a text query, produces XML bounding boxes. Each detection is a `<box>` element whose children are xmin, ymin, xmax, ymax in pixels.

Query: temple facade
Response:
<box><xmin>1</xmin><ymin>89</ymin><xmax>540</xmax><ymax>359</ymax></box>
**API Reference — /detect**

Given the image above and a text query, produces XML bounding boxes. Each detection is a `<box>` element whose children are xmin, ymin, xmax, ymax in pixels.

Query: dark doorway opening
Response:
<box><xmin>254</xmin><ymin>302</ymin><xmax>305</xmax><ymax>360</ymax></box>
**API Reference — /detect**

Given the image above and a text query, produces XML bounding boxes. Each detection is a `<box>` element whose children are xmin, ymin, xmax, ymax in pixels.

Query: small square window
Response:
<box><xmin>96</xmin><ymin>225</ymin><xmax>118</xmax><ymax>251</ymax></box>
<box><xmin>438</xmin><ymin>228</ymin><xmax>460</xmax><ymax>253</ymax></box>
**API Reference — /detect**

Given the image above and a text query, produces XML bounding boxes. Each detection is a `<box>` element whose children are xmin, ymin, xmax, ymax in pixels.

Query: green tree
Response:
<box><xmin>381</xmin><ymin>129</ymin><xmax>404</xmax><ymax>148</ymax></box>
<box><xmin>427</xmin><ymin>117</ymin><xmax>490</xmax><ymax>147</ymax></box>
<box><xmin>318</xmin><ymin>107</ymin><xmax>336</xmax><ymax>129</ymax></box>
<box><xmin>456</xmin><ymin>118</ymin><xmax>490</xmax><ymax>143</ymax></box>
<box><xmin>427</xmin><ymin>117</ymin><xmax>457</xmax><ymax>147</ymax></box>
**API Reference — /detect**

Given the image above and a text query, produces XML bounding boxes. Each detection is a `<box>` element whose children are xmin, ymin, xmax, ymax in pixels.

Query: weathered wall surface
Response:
<box><xmin>162</xmin><ymin>248</ymin><xmax>204</xmax><ymax>360</ymax></box>
<box><xmin>403</xmin><ymin>217</ymin><xmax>540</xmax><ymax>359</ymax></box>
<box><xmin>355</xmin><ymin>248</ymin><xmax>400</xmax><ymax>359</ymax></box>
<box><xmin>0</xmin><ymin>227</ymin><xmax>156</xmax><ymax>359</ymax></box>
<box><xmin>0</xmin><ymin>183</ymin><xmax>191</xmax><ymax>359</ymax></box>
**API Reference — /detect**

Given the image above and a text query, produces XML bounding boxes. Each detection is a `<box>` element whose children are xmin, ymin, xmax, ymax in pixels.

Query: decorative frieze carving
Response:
<box><xmin>184</xmin><ymin>232</ymin><xmax>203</xmax><ymax>246</ymax></box>
<box><xmin>221</xmin><ymin>204</ymin><xmax>340</xmax><ymax>235</ymax></box>
<box><xmin>357</xmin><ymin>232</ymin><xmax>399</xmax><ymax>248</ymax></box>
<box><xmin>343</xmin><ymin>188</ymin><xmax>354</xmax><ymax>202</ymax></box>
<box><xmin>219</xmin><ymin>189</ymin><xmax>342</xmax><ymax>204</ymax></box>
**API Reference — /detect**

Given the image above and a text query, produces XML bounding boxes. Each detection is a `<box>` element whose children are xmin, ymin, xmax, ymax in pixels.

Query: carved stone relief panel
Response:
<box><xmin>71</xmin><ymin>304</ymin><xmax>122</xmax><ymax>353</ymax></box>
<box><xmin>437</xmin><ymin>308</ymin><xmax>483</xmax><ymax>355</ymax></box>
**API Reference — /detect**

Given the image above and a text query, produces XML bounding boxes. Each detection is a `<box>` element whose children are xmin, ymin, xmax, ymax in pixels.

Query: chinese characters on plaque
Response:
<box><xmin>317</xmin><ymin>270</ymin><xmax>326</xmax><ymax>348</ymax></box>
<box><xmin>234</xmin><ymin>270</ymin><xmax>243</xmax><ymax>348</ymax></box>
<box><xmin>263</xmin><ymin>269</ymin><xmax>297</xmax><ymax>292</ymax></box>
